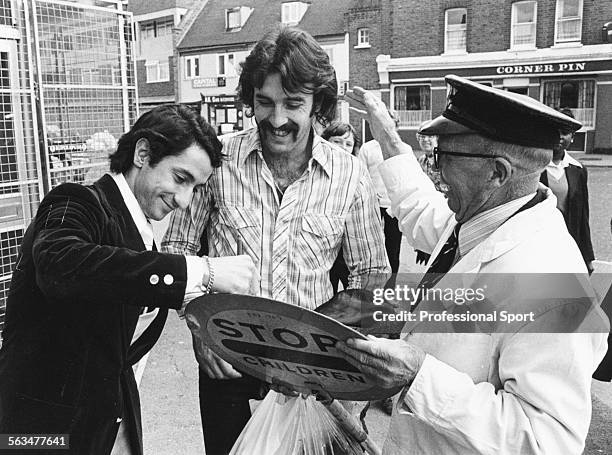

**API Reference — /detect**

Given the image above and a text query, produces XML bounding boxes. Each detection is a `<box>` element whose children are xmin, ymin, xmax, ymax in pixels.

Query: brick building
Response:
<box><xmin>176</xmin><ymin>0</ymin><xmax>352</xmax><ymax>136</ymax></box>
<box><xmin>128</xmin><ymin>0</ymin><xmax>199</xmax><ymax>112</ymax></box>
<box><xmin>347</xmin><ymin>0</ymin><xmax>612</xmax><ymax>153</ymax></box>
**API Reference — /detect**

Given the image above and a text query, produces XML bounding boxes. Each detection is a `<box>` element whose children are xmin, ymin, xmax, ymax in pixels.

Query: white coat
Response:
<box><xmin>378</xmin><ymin>153</ymin><xmax>609</xmax><ymax>455</ymax></box>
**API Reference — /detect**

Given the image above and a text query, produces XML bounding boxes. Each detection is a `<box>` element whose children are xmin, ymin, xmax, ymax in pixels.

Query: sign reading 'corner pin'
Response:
<box><xmin>185</xmin><ymin>294</ymin><xmax>400</xmax><ymax>401</ymax></box>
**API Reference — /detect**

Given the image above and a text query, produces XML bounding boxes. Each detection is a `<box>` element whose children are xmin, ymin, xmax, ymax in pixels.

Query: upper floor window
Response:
<box><xmin>555</xmin><ymin>0</ymin><xmax>582</xmax><ymax>44</ymax></box>
<box><xmin>356</xmin><ymin>28</ymin><xmax>370</xmax><ymax>48</ymax></box>
<box><xmin>281</xmin><ymin>2</ymin><xmax>309</xmax><ymax>25</ymax></box>
<box><xmin>185</xmin><ymin>56</ymin><xmax>200</xmax><ymax>79</ymax></box>
<box><xmin>217</xmin><ymin>54</ymin><xmax>236</xmax><ymax>77</ymax></box>
<box><xmin>511</xmin><ymin>1</ymin><xmax>537</xmax><ymax>49</ymax></box>
<box><xmin>145</xmin><ymin>60</ymin><xmax>169</xmax><ymax>83</ymax></box>
<box><xmin>140</xmin><ymin>18</ymin><xmax>173</xmax><ymax>40</ymax></box>
<box><xmin>225</xmin><ymin>6</ymin><xmax>253</xmax><ymax>31</ymax></box>
<box><xmin>445</xmin><ymin>8</ymin><xmax>467</xmax><ymax>53</ymax></box>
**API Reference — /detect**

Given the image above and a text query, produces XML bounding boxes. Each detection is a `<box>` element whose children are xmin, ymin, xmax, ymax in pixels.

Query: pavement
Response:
<box><xmin>570</xmin><ymin>152</ymin><xmax>612</xmax><ymax>167</ymax></box>
<box><xmin>140</xmin><ymin>310</ymin><xmax>612</xmax><ymax>455</ymax></box>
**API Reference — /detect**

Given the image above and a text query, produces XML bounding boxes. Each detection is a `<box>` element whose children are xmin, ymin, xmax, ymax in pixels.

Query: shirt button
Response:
<box><xmin>163</xmin><ymin>274</ymin><xmax>174</xmax><ymax>285</ymax></box>
<box><xmin>116</xmin><ymin>417</ymin><xmax>122</xmax><ymax>423</ymax></box>
<box><xmin>149</xmin><ymin>274</ymin><xmax>159</xmax><ymax>285</ymax></box>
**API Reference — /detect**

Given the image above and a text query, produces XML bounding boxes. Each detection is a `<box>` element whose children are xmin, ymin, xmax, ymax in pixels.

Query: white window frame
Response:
<box><xmin>226</xmin><ymin>7</ymin><xmax>241</xmax><ymax>30</ymax></box>
<box><xmin>145</xmin><ymin>60</ymin><xmax>170</xmax><ymax>83</ymax></box>
<box><xmin>511</xmin><ymin>1</ymin><xmax>537</xmax><ymax>50</ymax></box>
<box><xmin>281</xmin><ymin>2</ymin><xmax>308</xmax><ymax>25</ymax></box>
<box><xmin>185</xmin><ymin>56</ymin><xmax>200</xmax><ymax>80</ymax></box>
<box><xmin>355</xmin><ymin>28</ymin><xmax>370</xmax><ymax>49</ymax></box>
<box><xmin>391</xmin><ymin>84</ymin><xmax>432</xmax><ymax>129</ymax></box>
<box><xmin>444</xmin><ymin>8</ymin><xmax>467</xmax><ymax>54</ymax></box>
<box><xmin>217</xmin><ymin>53</ymin><xmax>235</xmax><ymax>77</ymax></box>
<box><xmin>554</xmin><ymin>0</ymin><xmax>583</xmax><ymax>44</ymax></box>
<box><xmin>140</xmin><ymin>21</ymin><xmax>155</xmax><ymax>40</ymax></box>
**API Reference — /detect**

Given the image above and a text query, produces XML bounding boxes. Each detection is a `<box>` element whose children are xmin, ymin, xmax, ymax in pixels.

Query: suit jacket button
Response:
<box><xmin>163</xmin><ymin>274</ymin><xmax>174</xmax><ymax>285</ymax></box>
<box><xmin>116</xmin><ymin>417</ymin><xmax>122</xmax><ymax>423</ymax></box>
<box><xmin>149</xmin><ymin>274</ymin><xmax>159</xmax><ymax>285</ymax></box>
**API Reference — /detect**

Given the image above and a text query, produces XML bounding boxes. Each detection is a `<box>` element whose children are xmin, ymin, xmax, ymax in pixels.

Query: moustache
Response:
<box><xmin>259</xmin><ymin>120</ymin><xmax>298</xmax><ymax>134</ymax></box>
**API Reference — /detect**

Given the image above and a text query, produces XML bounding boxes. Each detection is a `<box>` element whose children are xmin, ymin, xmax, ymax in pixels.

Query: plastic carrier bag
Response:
<box><xmin>230</xmin><ymin>390</ymin><xmax>364</xmax><ymax>455</ymax></box>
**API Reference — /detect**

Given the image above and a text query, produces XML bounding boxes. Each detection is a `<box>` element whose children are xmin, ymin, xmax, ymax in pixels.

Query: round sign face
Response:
<box><xmin>185</xmin><ymin>294</ymin><xmax>400</xmax><ymax>401</ymax></box>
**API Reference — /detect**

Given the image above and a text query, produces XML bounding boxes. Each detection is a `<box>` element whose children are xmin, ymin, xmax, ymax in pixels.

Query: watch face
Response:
<box><xmin>185</xmin><ymin>294</ymin><xmax>401</xmax><ymax>401</ymax></box>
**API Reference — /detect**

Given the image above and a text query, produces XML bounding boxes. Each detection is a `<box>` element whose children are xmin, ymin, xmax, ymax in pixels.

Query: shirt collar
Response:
<box><xmin>546</xmin><ymin>151</ymin><xmax>582</xmax><ymax>172</ymax></box>
<box><xmin>458</xmin><ymin>192</ymin><xmax>536</xmax><ymax>257</ymax></box>
<box><xmin>239</xmin><ymin>126</ymin><xmax>332</xmax><ymax>177</ymax></box>
<box><xmin>110</xmin><ymin>172</ymin><xmax>153</xmax><ymax>248</ymax></box>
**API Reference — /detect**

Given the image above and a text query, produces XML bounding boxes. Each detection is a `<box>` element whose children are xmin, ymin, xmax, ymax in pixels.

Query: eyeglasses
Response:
<box><xmin>432</xmin><ymin>147</ymin><xmax>502</xmax><ymax>169</ymax></box>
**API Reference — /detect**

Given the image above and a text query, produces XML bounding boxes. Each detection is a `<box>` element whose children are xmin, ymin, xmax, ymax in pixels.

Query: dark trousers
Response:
<box><xmin>382</xmin><ymin>208</ymin><xmax>401</xmax><ymax>273</ymax></box>
<box><xmin>198</xmin><ymin>371</ymin><xmax>264</xmax><ymax>455</ymax></box>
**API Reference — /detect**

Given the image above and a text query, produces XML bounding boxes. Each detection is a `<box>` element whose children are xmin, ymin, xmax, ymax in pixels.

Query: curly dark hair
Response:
<box><xmin>237</xmin><ymin>26</ymin><xmax>338</xmax><ymax>126</ymax></box>
<box><xmin>109</xmin><ymin>104</ymin><xmax>224</xmax><ymax>174</ymax></box>
<box><xmin>321</xmin><ymin>122</ymin><xmax>361</xmax><ymax>155</ymax></box>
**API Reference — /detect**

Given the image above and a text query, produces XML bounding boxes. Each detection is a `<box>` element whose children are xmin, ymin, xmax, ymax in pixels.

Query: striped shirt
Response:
<box><xmin>162</xmin><ymin>127</ymin><xmax>390</xmax><ymax>310</ymax></box>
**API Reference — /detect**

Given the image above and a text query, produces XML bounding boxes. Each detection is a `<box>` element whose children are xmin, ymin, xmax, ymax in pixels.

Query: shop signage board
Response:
<box><xmin>185</xmin><ymin>294</ymin><xmax>401</xmax><ymax>401</ymax></box>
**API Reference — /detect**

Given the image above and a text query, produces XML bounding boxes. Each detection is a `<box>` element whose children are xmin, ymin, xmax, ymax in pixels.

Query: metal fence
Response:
<box><xmin>0</xmin><ymin>0</ymin><xmax>137</xmax><ymax>340</ymax></box>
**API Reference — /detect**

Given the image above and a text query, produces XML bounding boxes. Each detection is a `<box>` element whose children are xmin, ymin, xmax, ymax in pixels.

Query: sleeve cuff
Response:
<box><xmin>397</xmin><ymin>354</ymin><xmax>457</xmax><ymax>425</ymax></box>
<box><xmin>180</xmin><ymin>255</ymin><xmax>207</xmax><ymax>316</ymax></box>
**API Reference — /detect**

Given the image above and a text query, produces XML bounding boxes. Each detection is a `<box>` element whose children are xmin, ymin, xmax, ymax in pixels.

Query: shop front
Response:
<box><xmin>379</xmin><ymin>48</ymin><xmax>612</xmax><ymax>154</ymax></box>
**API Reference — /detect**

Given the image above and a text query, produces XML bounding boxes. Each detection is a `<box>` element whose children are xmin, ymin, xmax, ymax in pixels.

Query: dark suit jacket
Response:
<box><xmin>540</xmin><ymin>162</ymin><xmax>595</xmax><ymax>266</ymax></box>
<box><xmin>0</xmin><ymin>175</ymin><xmax>187</xmax><ymax>455</ymax></box>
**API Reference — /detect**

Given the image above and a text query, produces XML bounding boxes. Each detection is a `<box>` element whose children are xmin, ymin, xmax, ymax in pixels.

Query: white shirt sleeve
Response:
<box><xmin>379</xmin><ymin>153</ymin><xmax>454</xmax><ymax>254</ymax></box>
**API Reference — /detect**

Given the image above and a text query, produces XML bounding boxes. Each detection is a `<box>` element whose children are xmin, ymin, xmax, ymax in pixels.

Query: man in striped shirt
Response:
<box><xmin>162</xmin><ymin>27</ymin><xmax>389</xmax><ymax>454</ymax></box>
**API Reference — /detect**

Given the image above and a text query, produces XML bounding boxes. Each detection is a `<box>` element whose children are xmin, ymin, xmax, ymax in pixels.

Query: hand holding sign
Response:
<box><xmin>186</xmin><ymin>294</ymin><xmax>401</xmax><ymax>401</ymax></box>
<box><xmin>192</xmin><ymin>333</ymin><xmax>242</xmax><ymax>379</ymax></box>
<box><xmin>336</xmin><ymin>336</ymin><xmax>426</xmax><ymax>390</ymax></box>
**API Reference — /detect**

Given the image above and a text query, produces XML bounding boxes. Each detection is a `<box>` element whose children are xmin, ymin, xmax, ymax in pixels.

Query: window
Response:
<box><xmin>226</xmin><ymin>6</ymin><xmax>254</xmax><ymax>31</ymax></box>
<box><xmin>139</xmin><ymin>18</ymin><xmax>173</xmax><ymax>39</ymax></box>
<box><xmin>356</xmin><ymin>28</ymin><xmax>370</xmax><ymax>48</ymax></box>
<box><xmin>511</xmin><ymin>1</ymin><xmax>537</xmax><ymax>49</ymax></box>
<box><xmin>393</xmin><ymin>85</ymin><xmax>431</xmax><ymax>128</ymax></box>
<box><xmin>217</xmin><ymin>54</ymin><xmax>235</xmax><ymax>76</ymax></box>
<box><xmin>542</xmin><ymin>79</ymin><xmax>595</xmax><ymax>127</ymax></box>
<box><xmin>445</xmin><ymin>8</ymin><xmax>467</xmax><ymax>53</ymax></box>
<box><xmin>555</xmin><ymin>0</ymin><xmax>582</xmax><ymax>43</ymax></box>
<box><xmin>145</xmin><ymin>60</ymin><xmax>169</xmax><ymax>83</ymax></box>
<box><xmin>226</xmin><ymin>8</ymin><xmax>241</xmax><ymax>30</ymax></box>
<box><xmin>282</xmin><ymin>2</ymin><xmax>309</xmax><ymax>25</ymax></box>
<box><xmin>185</xmin><ymin>56</ymin><xmax>200</xmax><ymax>79</ymax></box>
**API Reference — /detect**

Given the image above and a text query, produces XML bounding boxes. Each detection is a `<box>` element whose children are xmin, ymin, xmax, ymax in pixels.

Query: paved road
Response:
<box><xmin>588</xmin><ymin>167</ymin><xmax>612</xmax><ymax>262</ymax></box>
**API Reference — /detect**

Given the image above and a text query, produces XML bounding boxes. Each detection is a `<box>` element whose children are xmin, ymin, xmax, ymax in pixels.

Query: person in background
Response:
<box><xmin>162</xmin><ymin>27</ymin><xmax>389</xmax><ymax>455</ymax></box>
<box><xmin>413</xmin><ymin>125</ymin><xmax>441</xmax><ymax>266</ymax></box>
<box><xmin>416</xmin><ymin>125</ymin><xmax>441</xmax><ymax>191</ymax></box>
<box><xmin>321</xmin><ymin>122</ymin><xmax>362</xmax><ymax>292</ymax></box>
<box><xmin>540</xmin><ymin>108</ymin><xmax>595</xmax><ymax>274</ymax></box>
<box><xmin>322</xmin><ymin>121</ymin><xmax>361</xmax><ymax>156</ymax></box>
<box><xmin>0</xmin><ymin>105</ymin><xmax>255</xmax><ymax>455</ymax></box>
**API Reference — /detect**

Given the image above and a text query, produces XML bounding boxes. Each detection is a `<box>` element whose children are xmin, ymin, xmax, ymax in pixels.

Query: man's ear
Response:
<box><xmin>133</xmin><ymin>138</ymin><xmax>150</xmax><ymax>168</ymax></box>
<box><xmin>491</xmin><ymin>157</ymin><xmax>512</xmax><ymax>187</ymax></box>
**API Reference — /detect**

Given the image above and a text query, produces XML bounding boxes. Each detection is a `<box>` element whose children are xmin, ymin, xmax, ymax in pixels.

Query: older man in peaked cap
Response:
<box><xmin>337</xmin><ymin>75</ymin><xmax>609</xmax><ymax>454</ymax></box>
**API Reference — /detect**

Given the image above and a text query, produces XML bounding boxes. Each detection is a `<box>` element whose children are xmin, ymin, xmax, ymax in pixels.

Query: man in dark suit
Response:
<box><xmin>540</xmin><ymin>108</ymin><xmax>595</xmax><ymax>273</ymax></box>
<box><xmin>0</xmin><ymin>105</ymin><xmax>256</xmax><ymax>455</ymax></box>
